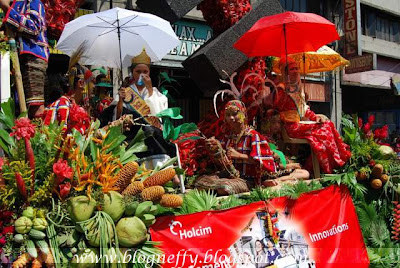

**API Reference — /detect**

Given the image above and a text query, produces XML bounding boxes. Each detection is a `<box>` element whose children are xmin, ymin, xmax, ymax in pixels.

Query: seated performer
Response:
<box><xmin>272</xmin><ymin>57</ymin><xmax>351</xmax><ymax>173</ymax></box>
<box><xmin>194</xmin><ymin>100</ymin><xmax>308</xmax><ymax>195</ymax></box>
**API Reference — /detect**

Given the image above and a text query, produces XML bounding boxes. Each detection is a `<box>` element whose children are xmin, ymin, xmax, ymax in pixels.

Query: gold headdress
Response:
<box><xmin>131</xmin><ymin>48</ymin><xmax>151</xmax><ymax>66</ymax></box>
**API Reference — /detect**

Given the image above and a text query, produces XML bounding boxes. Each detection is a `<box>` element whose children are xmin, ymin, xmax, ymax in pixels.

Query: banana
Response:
<box><xmin>134</xmin><ymin>201</ymin><xmax>153</xmax><ymax>218</ymax></box>
<box><xmin>140</xmin><ymin>214</ymin><xmax>156</xmax><ymax>227</ymax></box>
<box><xmin>148</xmin><ymin>205</ymin><xmax>158</xmax><ymax>215</ymax></box>
<box><xmin>125</xmin><ymin>201</ymin><xmax>139</xmax><ymax>216</ymax></box>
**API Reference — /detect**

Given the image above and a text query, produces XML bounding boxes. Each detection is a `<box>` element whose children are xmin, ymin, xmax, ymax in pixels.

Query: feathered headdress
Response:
<box><xmin>213</xmin><ymin>71</ymin><xmax>276</xmax><ymax>119</ymax></box>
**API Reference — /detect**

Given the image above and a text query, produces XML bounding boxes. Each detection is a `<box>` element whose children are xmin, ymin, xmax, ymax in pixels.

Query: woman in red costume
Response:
<box><xmin>272</xmin><ymin>57</ymin><xmax>351</xmax><ymax>173</ymax></box>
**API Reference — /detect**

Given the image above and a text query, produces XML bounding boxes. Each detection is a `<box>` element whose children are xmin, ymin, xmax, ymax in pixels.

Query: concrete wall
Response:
<box><xmin>361</xmin><ymin>35</ymin><xmax>400</xmax><ymax>60</ymax></box>
<box><xmin>361</xmin><ymin>0</ymin><xmax>400</xmax><ymax>16</ymax></box>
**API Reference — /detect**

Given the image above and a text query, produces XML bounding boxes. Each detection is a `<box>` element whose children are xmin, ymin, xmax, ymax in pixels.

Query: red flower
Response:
<box><xmin>59</xmin><ymin>182</ymin><xmax>71</xmax><ymax>199</ymax></box>
<box><xmin>0</xmin><ymin>236</ymin><xmax>6</xmax><ymax>246</ymax></box>
<box><xmin>53</xmin><ymin>159</ymin><xmax>73</xmax><ymax>180</ymax></box>
<box><xmin>69</xmin><ymin>104</ymin><xmax>90</xmax><ymax>133</ymax></box>
<box><xmin>363</xmin><ymin>123</ymin><xmax>371</xmax><ymax>133</ymax></box>
<box><xmin>358</xmin><ymin>118</ymin><xmax>363</xmax><ymax>128</ymax></box>
<box><xmin>0</xmin><ymin>157</ymin><xmax>3</xmax><ymax>171</ymax></box>
<box><xmin>368</xmin><ymin>115</ymin><xmax>375</xmax><ymax>124</ymax></box>
<box><xmin>10</xmin><ymin>118</ymin><xmax>36</xmax><ymax>140</ymax></box>
<box><xmin>1</xmin><ymin>226</ymin><xmax>14</xmax><ymax>235</ymax></box>
<box><xmin>369</xmin><ymin>160</ymin><xmax>376</xmax><ymax>167</ymax></box>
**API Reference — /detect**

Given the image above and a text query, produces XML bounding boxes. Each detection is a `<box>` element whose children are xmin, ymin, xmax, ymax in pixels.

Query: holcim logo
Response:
<box><xmin>169</xmin><ymin>220</ymin><xmax>213</xmax><ymax>239</ymax></box>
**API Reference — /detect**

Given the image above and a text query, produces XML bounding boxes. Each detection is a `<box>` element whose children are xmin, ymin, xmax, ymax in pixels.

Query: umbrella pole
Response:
<box><xmin>117</xmin><ymin>14</ymin><xmax>123</xmax><ymax>82</ymax></box>
<box><xmin>283</xmin><ymin>24</ymin><xmax>290</xmax><ymax>87</ymax></box>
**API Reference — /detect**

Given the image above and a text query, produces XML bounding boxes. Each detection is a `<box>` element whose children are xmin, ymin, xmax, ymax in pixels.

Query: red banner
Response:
<box><xmin>150</xmin><ymin>185</ymin><xmax>369</xmax><ymax>268</ymax></box>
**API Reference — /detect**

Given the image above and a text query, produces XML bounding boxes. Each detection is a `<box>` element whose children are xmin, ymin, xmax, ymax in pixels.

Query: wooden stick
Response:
<box><xmin>6</xmin><ymin>27</ymin><xmax>27</xmax><ymax>114</ymax></box>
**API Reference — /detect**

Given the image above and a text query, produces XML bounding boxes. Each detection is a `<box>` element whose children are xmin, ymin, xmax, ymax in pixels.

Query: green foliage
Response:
<box><xmin>131</xmin><ymin>241</ymin><xmax>163</xmax><ymax>268</ymax></box>
<box><xmin>217</xmin><ymin>195</ymin><xmax>246</xmax><ymax>210</ymax></box>
<box><xmin>322</xmin><ymin>172</ymin><xmax>367</xmax><ymax>200</ymax></box>
<box><xmin>0</xmin><ymin>99</ymin><xmax>16</xmax><ymax>155</ymax></box>
<box><xmin>178</xmin><ymin>189</ymin><xmax>218</xmax><ymax>215</ymax></box>
<box><xmin>156</xmin><ymin>108</ymin><xmax>198</xmax><ymax>140</ymax></box>
<box><xmin>158</xmin><ymin>71</ymin><xmax>179</xmax><ymax>105</ymax></box>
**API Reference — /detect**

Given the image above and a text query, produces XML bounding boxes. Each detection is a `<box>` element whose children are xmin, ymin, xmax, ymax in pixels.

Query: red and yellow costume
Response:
<box><xmin>273</xmin><ymin>84</ymin><xmax>351</xmax><ymax>173</ymax></box>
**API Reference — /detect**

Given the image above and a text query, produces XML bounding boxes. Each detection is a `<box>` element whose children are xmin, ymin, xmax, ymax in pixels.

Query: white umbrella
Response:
<box><xmin>57</xmin><ymin>7</ymin><xmax>180</xmax><ymax>69</ymax></box>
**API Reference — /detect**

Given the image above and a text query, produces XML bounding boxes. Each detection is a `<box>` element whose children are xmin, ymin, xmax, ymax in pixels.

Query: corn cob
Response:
<box><xmin>143</xmin><ymin>168</ymin><xmax>176</xmax><ymax>188</ymax></box>
<box><xmin>114</xmin><ymin>162</ymin><xmax>139</xmax><ymax>192</ymax></box>
<box><xmin>160</xmin><ymin>194</ymin><xmax>183</xmax><ymax>208</ymax></box>
<box><xmin>141</xmin><ymin>186</ymin><xmax>165</xmax><ymax>201</ymax></box>
<box><xmin>122</xmin><ymin>181</ymin><xmax>144</xmax><ymax>196</ymax></box>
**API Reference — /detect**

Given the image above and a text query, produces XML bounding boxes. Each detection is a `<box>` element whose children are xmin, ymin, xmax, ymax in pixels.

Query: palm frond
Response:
<box><xmin>178</xmin><ymin>189</ymin><xmax>218</xmax><ymax>215</ymax></box>
<box><xmin>369</xmin><ymin>219</ymin><xmax>390</xmax><ymax>248</ymax></box>
<box><xmin>217</xmin><ymin>195</ymin><xmax>246</xmax><ymax>210</ymax></box>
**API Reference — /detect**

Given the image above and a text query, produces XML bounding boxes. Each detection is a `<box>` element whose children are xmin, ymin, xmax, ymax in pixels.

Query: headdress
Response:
<box><xmin>95</xmin><ymin>73</ymin><xmax>113</xmax><ymax>88</ymax></box>
<box><xmin>131</xmin><ymin>48</ymin><xmax>151</xmax><ymax>66</ymax></box>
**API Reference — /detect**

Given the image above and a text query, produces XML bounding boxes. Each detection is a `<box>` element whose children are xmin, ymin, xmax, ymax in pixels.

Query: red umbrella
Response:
<box><xmin>233</xmin><ymin>11</ymin><xmax>340</xmax><ymax>58</ymax></box>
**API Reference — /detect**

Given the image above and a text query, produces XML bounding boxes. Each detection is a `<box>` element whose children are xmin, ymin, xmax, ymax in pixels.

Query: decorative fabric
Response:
<box><xmin>43</xmin><ymin>95</ymin><xmax>89</xmax><ymax>134</ymax></box>
<box><xmin>43</xmin><ymin>95</ymin><xmax>71</xmax><ymax>131</ymax></box>
<box><xmin>273</xmin><ymin>86</ymin><xmax>351</xmax><ymax>174</ymax></box>
<box><xmin>20</xmin><ymin>54</ymin><xmax>48</xmax><ymax>107</ymax></box>
<box><xmin>194</xmin><ymin>174</ymin><xmax>249</xmax><ymax>195</ymax></box>
<box><xmin>127</xmin><ymin>84</ymin><xmax>168</xmax><ymax>116</ymax></box>
<box><xmin>2</xmin><ymin>0</ymin><xmax>49</xmax><ymax>61</ymax></box>
<box><xmin>221</xmin><ymin>127</ymin><xmax>277</xmax><ymax>185</ymax></box>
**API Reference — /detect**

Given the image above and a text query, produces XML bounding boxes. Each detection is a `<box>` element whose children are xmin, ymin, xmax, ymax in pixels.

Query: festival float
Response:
<box><xmin>0</xmin><ymin>1</ymin><xmax>400</xmax><ymax>268</ymax></box>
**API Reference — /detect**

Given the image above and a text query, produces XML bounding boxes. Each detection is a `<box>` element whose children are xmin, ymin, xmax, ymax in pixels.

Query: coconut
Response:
<box><xmin>116</xmin><ymin>217</ymin><xmax>147</xmax><ymax>247</ymax></box>
<box><xmin>67</xmin><ymin>196</ymin><xmax>97</xmax><ymax>223</ymax></box>
<box><xmin>103</xmin><ymin>191</ymin><xmax>125</xmax><ymax>222</ymax></box>
<box><xmin>379</xmin><ymin>145</ymin><xmax>395</xmax><ymax>159</ymax></box>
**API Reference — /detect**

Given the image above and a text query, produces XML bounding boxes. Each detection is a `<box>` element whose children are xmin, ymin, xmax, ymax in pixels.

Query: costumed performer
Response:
<box><xmin>194</xmin><ymin>100</ymin><xmax>308</xmax><ymax>195</ymax></box>
<box><xmin>92</xmin><ymin>72</ymin><xmax>113</xmax><ymax>119</ymax></box>
<box><xmin>116</xmin><ymin>48</ymin><xmax>168</xmax><ymax>119</ymax></box>
<box><xmin>272</xmin><ymin>57</ymin><xmax>351</xmax><ymax>173</ymax></box>
<box><xmin>0</xmin><ymin>0</ymin><xmax>49</xmax><ymax>118</ymax></box>
<box><xmin>42</xmin><ymin>63</ymin><xmax>90</xmax><ymax>134</ymax></box>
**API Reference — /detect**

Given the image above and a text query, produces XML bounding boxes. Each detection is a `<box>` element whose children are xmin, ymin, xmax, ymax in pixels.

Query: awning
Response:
<box><xmin>342</xmin><ymin>70</ymin><xmax>398</xmax><ymax>89</ymax></box>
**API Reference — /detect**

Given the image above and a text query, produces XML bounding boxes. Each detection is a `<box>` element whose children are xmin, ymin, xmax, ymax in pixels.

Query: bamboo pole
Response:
<box><xmin>6</xmin><ymin>27</ymin><xmax>27</xmax><ymax>114</ymax></box>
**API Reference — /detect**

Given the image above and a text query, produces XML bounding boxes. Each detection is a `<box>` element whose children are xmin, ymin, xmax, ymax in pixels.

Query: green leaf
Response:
<box><xmin>0</xmin><ymin>138</ymin><xmax>10</xmax><ymax>155</ymax></box>
<box><xmin>162</xmin><ymin>118</ymin><xmax>174</xmax><ymax>140</ymax></box>
<box><xmin>172</xmin><ymin>123</ymin><xmax>198</xmax><ymax>140</ymax></box>
<box><xmin>89</xmin><ymin>140</ymin><xmax>97</xmax><ymax>162</ymax></box>
<box><xmin>174</xmin><ymin>168</ymin><xmax>185</xmax><ymax>175</ymax></box>
<box><xmin>156</xmin><ymin>107</ymin><xmax>183</xmax><ymax>119</ymax></box>
<box><xmin>0</xmin><ymin>129</ymin><xmax>14</xmax><ymax>147</ymax></box>
<box><xmin>131</xmin><ymin>127</ymin><xmax>145</xmax><ymax>146</ymax></box>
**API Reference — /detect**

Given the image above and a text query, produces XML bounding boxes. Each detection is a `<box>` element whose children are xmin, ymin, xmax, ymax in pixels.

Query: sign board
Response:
<box><xmin>150</xmin><ymin>185</ymin><xmax>369</xmax><ymax>268</ymax></box>
<box><xmin>345</xmin><ymin>54</ymin><xmax>373</xmax><ymax>74</ymax></box>
<box><xmin>163</xmin><ymin>20</ymin><xmax>213</xmax><ymax>62</ymax></box>
<box><xmin>343</xmin><ymin>0</ymin><xmax>359</xmax><ymax>57</ymax></box>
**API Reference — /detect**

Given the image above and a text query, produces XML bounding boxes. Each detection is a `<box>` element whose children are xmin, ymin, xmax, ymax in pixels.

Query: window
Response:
<box><xmin>280</xmin><ymin>0</ymin><xmax>307</xmax><ymax>12</ymax></box>
<box><xmin>361</xmin><ymin>5</ymin><xmax>400</xmax><ymax>43</ymax></box>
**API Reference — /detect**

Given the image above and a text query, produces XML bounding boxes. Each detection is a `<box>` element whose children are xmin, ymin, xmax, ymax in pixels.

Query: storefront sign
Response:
<box><xmin>343</xmin><ymin>0</ymin><xmax>359</xmax><ymax>57</ymax></box>
<box><xmin>345</xmin><ymin>54</ymin><xmax>373</xmax><ymax>74</ymax></box>
<box><xmin>164</xmin><ymin>20</ymin><xmax>213</xmax><ymax>62</ymax></box>
<box><xmin>150</xmin><ymin>185</ymin><xmax>369</xmax><ymax>268</ymax></box>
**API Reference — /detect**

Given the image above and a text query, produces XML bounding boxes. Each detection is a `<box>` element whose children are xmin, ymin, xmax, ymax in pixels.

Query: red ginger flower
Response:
<box><xmin>0</xmin><ymin>157</ymin><xmax>3</xmax><ymax>171</ymax></box>
<box><xmin>358</xmin><ymin>118</ymin><xmax>363</xmax><ymax>128</ymax></box>
<box><xmin>10</xmin><ymin>118</ymin><xmax>35</xmax><ymax>140</ymax></box>
<box><xmin>368</xmin><ymin>114</ymin><xmax>375</xmax><ymax>124</ymax></box>
<box><xmin>59</xmin><ymin>182</ymin><xmax>71</xmax><ymax>199</ymax></box>
<box><xmin>53</xmin><ymin>159</ymin><xmax>73</xmax><ymax>180</ymax></box>
<box><xmin>0</xmin><ymin>237</ymin><xmax>6</xmax><ymax>246</ymax></box>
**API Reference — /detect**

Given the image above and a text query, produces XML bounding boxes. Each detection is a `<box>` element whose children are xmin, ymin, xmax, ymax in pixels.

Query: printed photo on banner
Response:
<box><xmin>228</xmin><ymin>210</ymin><xmax>315</xmax><ymax>268</ymax></box>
